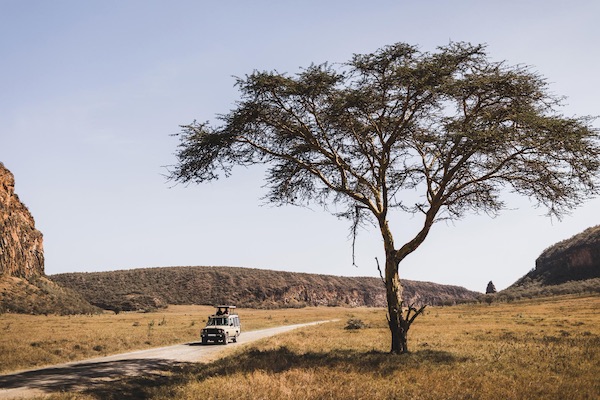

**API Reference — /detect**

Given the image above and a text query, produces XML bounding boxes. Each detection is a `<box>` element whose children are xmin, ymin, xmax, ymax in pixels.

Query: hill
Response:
<box><xmin>512</xmin><ymin>225</ymin><xmax>600</xmax><ymax>287</ymax></box>
<box><xmin>0</xmin><ymin>275</ymin><xmax>100</xmax><ymax>315</ymax></box>
<box><xmin>50</xmin><ymin>266</ymin><xmax>480</xmax><ymax>312</ymax></box>
<box><xmin>526</xmin><ymin>225</ymin><xmax>600</xmax><ymax>285</ymax></box>
<box><xmin>495</xmin><ymin>225</ymin><xmax>600</xmax><ymax>301</ymax></box>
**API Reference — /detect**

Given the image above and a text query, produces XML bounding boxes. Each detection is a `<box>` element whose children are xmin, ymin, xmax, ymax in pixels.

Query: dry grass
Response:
<box><xmin>2</xmin><ymin>295</ymin><xmax>600</xmax><ymax>399</ymax></box>
<box><xmin>150</xmin><ymin>295</ymin><xmax>600</xmax><ymax>400</ymax></box>
<box><xmin>0</xmin><ymin>305</ymin><xmax>344</xmax><ymax>374</ymax></box>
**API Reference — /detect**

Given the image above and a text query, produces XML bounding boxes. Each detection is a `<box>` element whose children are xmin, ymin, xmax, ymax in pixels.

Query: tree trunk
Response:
<box><xmin>379</xmin><ymin>206</ymin><xmax>436</xmax><ymax>354</ymax></box>
<box><xmin>380</xmin><ymin>219</ymin><xmax>409</xmax><ymax>354</ymax></box>
<box><xmin>385</xmin><ymin>254</ymin><xmax>408</xmax><ymax>354</ymax></box>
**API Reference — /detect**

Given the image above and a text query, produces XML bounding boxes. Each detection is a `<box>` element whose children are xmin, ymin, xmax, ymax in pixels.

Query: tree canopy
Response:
<box><xmin>171</xmin><ymin>42</ymin><xmax>600</xmax><ymax>353</ymax></box>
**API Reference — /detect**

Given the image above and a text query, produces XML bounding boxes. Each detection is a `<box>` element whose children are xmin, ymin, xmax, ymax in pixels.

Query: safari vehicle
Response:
<box><xmin>200</xmin><ymin>305</ymin><xmax>241</xmax><ymax>345</ymax></box>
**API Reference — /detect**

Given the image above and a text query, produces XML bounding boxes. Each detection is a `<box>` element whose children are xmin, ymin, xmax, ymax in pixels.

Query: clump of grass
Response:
<box><xmin>344</xmin><ymin>318</ymin><xmax>367</xmax><ymax>330</ymax></box>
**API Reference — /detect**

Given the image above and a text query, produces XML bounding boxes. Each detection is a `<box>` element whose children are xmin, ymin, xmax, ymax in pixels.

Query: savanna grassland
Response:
<box><xmin>0</xmin><ymin>306</ymin><xmax>344</xmax><ymax>374</ymax></box>
<box><xmin>144</xmin><ymin>295</ymin><xmax>600</xmax><ymax>400</ymax></box>
<box><xmin>2</xmin><ymin>295</ymin><xmax>599</xmax><ymax>399</ymax></box>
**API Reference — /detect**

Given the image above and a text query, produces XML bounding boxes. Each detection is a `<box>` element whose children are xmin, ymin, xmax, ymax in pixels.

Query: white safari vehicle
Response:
<box><xmin>200</xmin><ymin>305</ymin><xmax>241</xmax><ymax>345</ymax></box>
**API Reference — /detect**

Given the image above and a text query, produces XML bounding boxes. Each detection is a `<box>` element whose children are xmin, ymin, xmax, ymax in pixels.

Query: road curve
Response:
<box><xmin>0</xmin><ymin>320</ymin><xmax>334</xmax><ymax>399</ymax></box>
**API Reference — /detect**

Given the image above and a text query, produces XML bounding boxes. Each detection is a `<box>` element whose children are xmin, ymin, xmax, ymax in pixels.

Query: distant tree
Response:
<box><xmin>169</xmin><ymin>42</ymin><xmax>600</xmax><ymax>354</ymax></box>
<box><xmin>486</xmin><ymin>281</ymin><xmax>497</xmax><ymax>294</ymax></box>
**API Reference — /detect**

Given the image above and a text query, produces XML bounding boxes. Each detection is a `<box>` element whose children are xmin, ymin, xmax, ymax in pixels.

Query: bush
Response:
<box><xmin>345</xmin><ymin>318</ymin><xmax>367</xmax><ymax>330</ymax></box>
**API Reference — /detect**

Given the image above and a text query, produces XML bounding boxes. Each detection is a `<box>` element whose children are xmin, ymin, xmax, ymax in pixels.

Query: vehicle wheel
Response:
<box><xmin>222</xmin><ymin>333</ymin><xmax>229</xmax><ymax>345</ymax></box>
<box><xmin>232</xmin><ymin>334</ymin><xmax>238</xmax><ymax>343</ymax></box>
<box><xmin>201</xmin><ymin>338</ymin><xmax>207</xmax><ymax>345</ymax></box>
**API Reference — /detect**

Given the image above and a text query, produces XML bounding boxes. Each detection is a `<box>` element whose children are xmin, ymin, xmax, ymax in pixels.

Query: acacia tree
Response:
<box><xmin>170</xmin><ymin>42</ymin><xmax>599</xmax><ymax>354</ymax></box>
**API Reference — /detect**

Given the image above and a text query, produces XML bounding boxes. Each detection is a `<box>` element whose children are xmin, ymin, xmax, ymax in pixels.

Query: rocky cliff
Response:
<box><xmin>512</xmin><ymin>225</ymin><xmax>600</xmax><ymax>287</ymax></box>
<box><xmin>0</xmin><ymin>162</ymin><xmax>44</xmax><ymax>278</ymax></box>
<box><xmin>0</xmin><ymin>163</ymin><xmax>99</xmax><ymax>314</ymax></box>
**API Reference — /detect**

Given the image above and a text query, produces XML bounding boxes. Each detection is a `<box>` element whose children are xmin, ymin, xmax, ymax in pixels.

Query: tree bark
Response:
<box><xmin>380</xmin><ymin>218</ymin><xmax>409</xmax><ymax>354</ymax></box>
<box><xmin>380</xmin><ymin>214</ymin><xmax>433</xmax><ymax>354</ymax></box>
<box><xmin>385</xmin><ymin>257</ymin><xmax>410</xmax><ymax>354</ymax></box>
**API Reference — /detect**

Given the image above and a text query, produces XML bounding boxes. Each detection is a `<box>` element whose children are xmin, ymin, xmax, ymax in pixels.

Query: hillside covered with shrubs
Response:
<box><xmin>0</xmin><ymin>275</ymin><xmax>101</xmax><ymax>315</ymax></box>
<box><xmin>491</xmin><ymin>225</ymin><xmax>600</xmax><ymax>302</ymax></box>
<box><xmin>50</xmin><ymin>266</ymin><xmax>480</xmax><ymax>312</ymax></box>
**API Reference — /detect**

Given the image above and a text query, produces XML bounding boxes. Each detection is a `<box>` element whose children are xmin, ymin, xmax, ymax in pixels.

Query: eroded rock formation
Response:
<box><xmin>0</xmin><ymin>162</ymin><xmax>44</xmax><ymax>278</ymax></box>
<box><xmin>532</xmin><ymin>225</ymin><xmax>600</xmax><ymax>285</ymax></box>
<box><xmin>512</xmin><ymin>225</ymin><xmax>600</xmax><ymax>287</ymax></box>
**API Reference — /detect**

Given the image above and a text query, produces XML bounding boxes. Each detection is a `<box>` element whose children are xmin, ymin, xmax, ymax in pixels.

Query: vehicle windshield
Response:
<box><xmin>207</xmin><ymin>317</ymin><xmax>228</xmax><ymax>326</ymax></box>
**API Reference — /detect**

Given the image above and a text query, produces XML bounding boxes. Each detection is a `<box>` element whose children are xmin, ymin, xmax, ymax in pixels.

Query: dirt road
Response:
<box><xmin>0</xmin><ymin>320</ymin><xmax>332</xmax><ymax>399</ymax></box>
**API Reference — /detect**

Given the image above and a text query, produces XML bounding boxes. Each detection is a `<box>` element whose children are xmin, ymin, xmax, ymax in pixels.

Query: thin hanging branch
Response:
<box><xmin>375</xmin><ymin>257</ymin><xmax>386</xmax><ymax>286</ymax></box>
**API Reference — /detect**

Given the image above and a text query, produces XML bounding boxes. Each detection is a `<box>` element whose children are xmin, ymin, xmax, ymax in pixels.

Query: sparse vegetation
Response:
<box><xmin>1</xmin><ymin>295</ymin><xmax>598</xmax><ymax>399</ymax></box>
<box><xmin>50</xmin><ymin>266</ymin><xmax>479</xmax><ymax>312</ymax></box>
<box><xmin>0</xmin><ymin>275</ymin><xmax>101</xmax><ymax>315</ymax></box>
<box><xmin>146</xmin><ymin>295</ymin><xmax>600</xmax><ymax>399</ymax></box>
<box><xmin>486</xmin><ymin>278</ymin><xmax>600</xmax><ymax>303</ymax></box>
<box><xmin>539</xmin><ymin>224</ymin><xmax>600</xmax><ymax>260</ymax></box>
<box><xmin>0</xmin><ymin>305</ymin><xmax>346</xmax><ymax>374</ymax></box>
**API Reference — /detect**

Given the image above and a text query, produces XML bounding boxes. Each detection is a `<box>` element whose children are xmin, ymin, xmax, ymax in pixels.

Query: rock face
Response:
<box><xmin>0</xmin><ymin>162</ymin><xmax>44</xmax><ymax>278</ymax></box>
<box><xmin>0</xmin><ymin>163</ymin><xmax>99</xmax><ymax>315</ymax></box>
<box><xmin>514</xmin><ymin>225</ymin><xmax>600</xmax><ymax>287</ymax></box>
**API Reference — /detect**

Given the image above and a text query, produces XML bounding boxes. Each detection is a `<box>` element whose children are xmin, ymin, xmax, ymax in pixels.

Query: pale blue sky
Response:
<box><xmin>2</xmin><ymin>1</ymin><xmax>599</xmax><ymax>292</ymax></box>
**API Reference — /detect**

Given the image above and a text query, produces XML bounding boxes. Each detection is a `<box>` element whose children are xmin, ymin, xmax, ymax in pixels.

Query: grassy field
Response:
<box><xmin>2</xmin><ymin>295</ymin><xmax>599</xmax><ymax>399</ymax></box>
<box><xmin>0</xmin><ymin>305</ymin><xmax>346</xmax><ymax>374</ymax></box>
